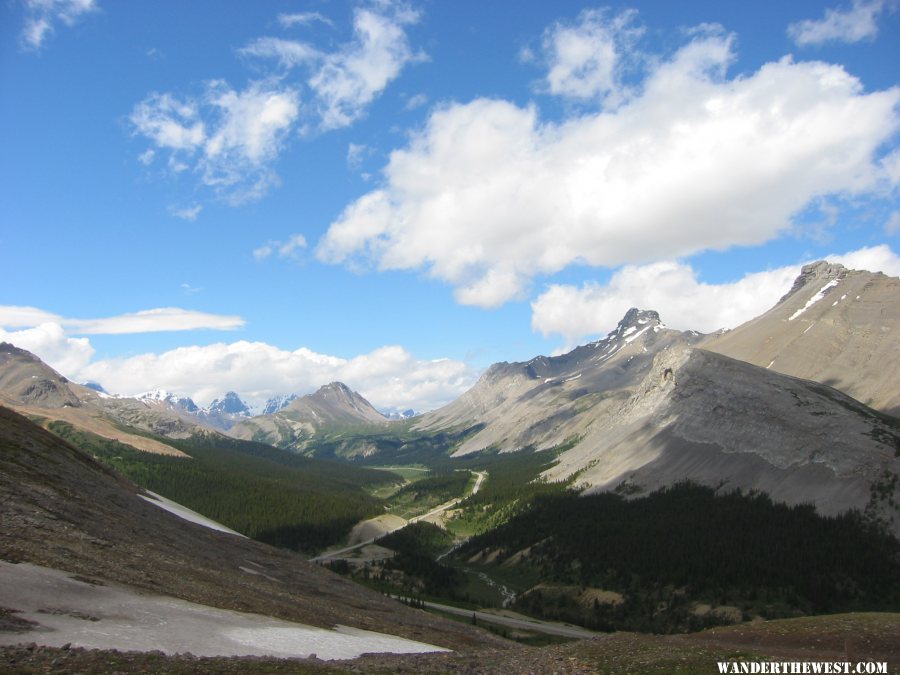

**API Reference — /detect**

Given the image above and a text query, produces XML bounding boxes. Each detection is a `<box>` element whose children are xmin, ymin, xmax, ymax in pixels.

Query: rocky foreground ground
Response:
<box><xmin>2</xmin><ymin>613</ymin><xmax>899</xmax><ymax>674</ymax></box>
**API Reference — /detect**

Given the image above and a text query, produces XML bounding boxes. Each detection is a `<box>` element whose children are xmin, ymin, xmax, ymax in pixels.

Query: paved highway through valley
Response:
<box><xmin>310</xmin><ymin>470</ymin><xmax>486</xmax><ymax>563</ymax></box>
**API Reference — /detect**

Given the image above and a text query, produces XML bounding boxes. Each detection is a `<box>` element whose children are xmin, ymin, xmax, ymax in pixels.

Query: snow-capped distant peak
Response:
<box><xmin>260</xmin><ymin>393</ymin><xmax>299</xmax><ymax>416</ymax></box>
<box><xmin>380</xmin><ymin>408</ymin><xmax>418</xmax><ymax>420</ymax></box>
<box><xmin>136</xmin><ymin>389</ymin><xmax>200</xmax><ymax>413</ymax></box>
<box><xmin>208</xmin><ymin>391</ymin><xmax>251</xmax><ymax>416</ymax></box>
<box><xmin>137</xmin><ymin>388</ymin><xmax>176</xmax><ymax>403</ymax></box>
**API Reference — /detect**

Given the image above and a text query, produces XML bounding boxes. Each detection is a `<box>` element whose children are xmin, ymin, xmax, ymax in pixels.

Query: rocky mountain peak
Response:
<box><xmin>208</xmin><ymin>391</ymin><xmax>250</xmax><ymax>415</ymax></box>
<box><xmin>778</xmin><ymin>261</ymin><xmax>847</xmax><ymax>304</ymax></box>
<box><xmin>137</xmin><ymin>388</ymin><xmax>174</xmax><ymax>403</ymax></box>
<box><xmin>317</xmin><ymin>382</ymin><xmax>354</xmax><ymax>398</ymax></box>
<box><xmin>0</xmin><ymin>343</ymin><xmax>81</xmax><ymax>408</ymax></box>
<box><xmin>582</xmin><ymin>308</ymin><xmax>665</xmax><ymax>350</ymax></box>
<box><xmin>0</xmin><ymin>342</ymin><xmax>38</xmax><ymax>360</ymax></box>
<box><xmin>616</xmin><ymin>308</ymin><xmax>662</xmax><ymax>332</ymax></box>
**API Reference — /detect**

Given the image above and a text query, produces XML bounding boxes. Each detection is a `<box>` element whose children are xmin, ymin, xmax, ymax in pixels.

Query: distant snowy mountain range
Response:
<box><xmin>81</xmin><ymin>387</ymin><xmax>300</xmax><ymax>431</ymax></box>
<box><xmin>381</xmin><ymin>408</ymin><xmax>418</xmax><ymax>420</ymax></box>
<box><xmin>81</xmin><ymin>384</ymin><xmax>416</xmax><ymax>429</ymax></box>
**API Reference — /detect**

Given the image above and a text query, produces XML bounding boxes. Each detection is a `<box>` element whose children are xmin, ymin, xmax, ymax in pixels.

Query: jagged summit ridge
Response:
<box><xmin>261</xmin><ymin>393</ymin><xmax>298</xmax><ymax>415</ymax></box>
<box><xmin>317</xmin><ymin>381</ymin><xmax>355</xmax><ymax>397</ymax></box>
<box><xmin>777</xmin><ymin>260</ymin><xmax>848</xmax><ymax>305</ymax></box>
<box><xmin>481</xmin><ymin>308</ymin><xmax>670</xmax><ymax>385</ymax></box>
<box><xmin>137</xmin><ymin>389</ymin><xmax>200</xmax><ymax>413</ymax></box>
<box><xmin>583</xmin><ymin>307</ymin><xmax>666</xmax><ymax>353</ymax></box>
<box><xmin>208</xmin><ymin>391</ymin><xmax>251</xmax><ymax>416</ymax></box>
<box><xmin>283</xmin><ymin>381</ymin><xmax>386</xmax><ymax>421</ymax></box>
<box><xmin>614</xmin><ymin>308</ymin><xmax>662</xmax><ymax>332</ymax></box>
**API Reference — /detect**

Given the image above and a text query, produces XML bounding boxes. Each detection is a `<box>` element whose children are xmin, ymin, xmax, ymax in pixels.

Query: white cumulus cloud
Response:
<box><xmin>239</xmin><ymin>37</ymin><xmax>321</xmax><ymax>69</ymax></box>
<box><xmin>130</xmin><ymin>93</ymin><xmax>206</xmax><ymax>151</ymax></box>
<box><xmin>308</xmin><ymin>1</ymin><xmax>424</xmax><ymax>130</ymax></box>
<box><xmin>131</xmin><ymin>81</ymin><xmax>300</xmax><ymax>204</ymax></box>
<box><xmin>404</xmin><ymin>93</ymin><xmax>428</xmax><ymax>110</ymax></box>
<box><xmin>241</xmin><ymin>1</ymin><xmax>423</xmax><ymax>130</ymax></box>
<box><xmin>135</xmin><ymin>1</ymin><xmax>421</xmax><ymax>203</ymax></box>
<box><xmin>20</xmin><ymin>0</ymin><xmax>97</xmax><ymax>51</ymax></box>
<box><xmin>0</xmin><ymin>306</ymin><xmax>60</xmax><ymax>328</ymax></box>
<box><xmin>318</xmin><ymin>26</ymin><xmax>900</xmax><ymax>308</ymax></box>
<box><xmin>539</xmin><ymin>7</ymin><xmax>644</xmax><ymax>105</ymax></box>
<box><xmin>83</xmin><ymin>342</ymin><xmax>473</xmax><ymax>411</ymax></box>
<box><xmin>0</xmin><ymin>300</ymin><xmax>476</xmax><ymax>411</ymax></box>
<box><xmin>886</xmin><ymin>212</ymin><xmax>900</xmax><ymax>234</ymax></box>
<box><xmin>170</xmin><ymin>204</ymin><xmax>202</xmax><ymax>221</ymax></box>
<box><xmin>531</xmin><ymin>245</ymin><xmax>900</xmax><ymax>348</ymax></box>
<box><xmin>788</xmin><ymin>0</ymin><xmax>891</xmax><ymax>46</ymax></box>
<box><xmin>347</xmin><ymin>142</ymin><xmax>371</xmax><ymax>168</ymax></box>
<box><xmin>826</xmin><ymin>243</ymin><xmax>900</xmax><ymax>276</ymax></box>
<box><xmin>278</xmin><ymin>11</ymin><xmax>333</xmax><ymax>29</ymax></box>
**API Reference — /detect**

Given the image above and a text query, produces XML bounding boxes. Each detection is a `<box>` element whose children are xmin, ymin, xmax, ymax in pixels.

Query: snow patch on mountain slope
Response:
<box><xmin>788</xmin><ymin>279</ymin><xmax>840</xmax><ymax>321</ymax></box>
<box><xmin>139</xmin><ymin>491</ymin><xmax>246</xmax><ymax>537</ymax></box>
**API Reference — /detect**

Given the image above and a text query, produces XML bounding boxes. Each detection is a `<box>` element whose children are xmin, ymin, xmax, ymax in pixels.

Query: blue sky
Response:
<box><xmin>1</xmin><ymin>0</ymin><xmax>898</xmax><ymax>411</ymax></box>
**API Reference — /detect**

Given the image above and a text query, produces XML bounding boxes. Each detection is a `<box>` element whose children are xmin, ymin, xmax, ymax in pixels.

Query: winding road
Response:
<box><xmin>310</xmin><ymin>470</ymin><xmax>486</xmax><ymax>563</ymax></box>
<box><xmin>312</xmin><ymin>471</ymin><xmax>598</xmax><ymax>641</ymax></box>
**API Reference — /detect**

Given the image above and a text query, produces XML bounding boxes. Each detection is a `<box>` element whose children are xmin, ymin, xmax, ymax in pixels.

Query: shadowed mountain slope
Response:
<box><xmin>0</xmin><ymin>405</ymin><xmax>502</xmax><ymax>652</ymax></box>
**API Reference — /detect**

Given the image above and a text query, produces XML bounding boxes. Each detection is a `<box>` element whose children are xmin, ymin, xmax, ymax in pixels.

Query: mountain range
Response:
<box><xmin>229</xmin><ymin>381</ymin><xmax>390</xmax><ymax>450</ymax></box>
<box><xmin>132</xmin><ymin>388</ymin><xmax>295</xmax><ymax>431</ymax></box>
<box><xmin>407</xmin><ymin>265</ymin><xmax>900</xmax><ymax>527</ymax></box>
<box><xmin>1</xmin><ymin>261</ymin><xmax>898</xmax><ymax>532</ymax></box>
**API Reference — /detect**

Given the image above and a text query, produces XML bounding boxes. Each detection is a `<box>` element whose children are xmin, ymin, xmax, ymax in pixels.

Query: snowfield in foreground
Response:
<box><xmin>0</xmin><ymin>561</ymin><xmax>451</xmax><ymax>660</ymax></box>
